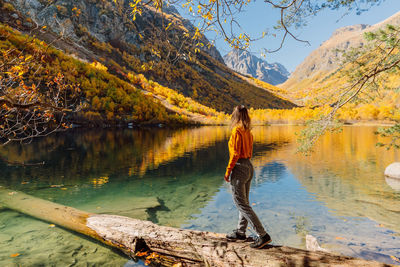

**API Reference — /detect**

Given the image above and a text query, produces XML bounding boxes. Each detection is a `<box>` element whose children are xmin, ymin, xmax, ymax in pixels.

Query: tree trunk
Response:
<box><xmin>0</xmin><ymin>187</ymin><xmax>391</xmax><ymax>267</ymax></box>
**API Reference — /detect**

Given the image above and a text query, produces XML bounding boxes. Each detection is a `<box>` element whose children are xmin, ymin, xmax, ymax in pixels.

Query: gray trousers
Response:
<box><xmin>230</xmin><ymin>158</ymin><xmax>267</xmax><ymax>236</ymax></box>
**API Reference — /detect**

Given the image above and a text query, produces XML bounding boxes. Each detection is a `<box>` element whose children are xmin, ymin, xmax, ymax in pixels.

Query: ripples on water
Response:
<box><xmin>0</xmin><ymin>126</ymin><xmax>399</xmax><ymax>266</ymax></box>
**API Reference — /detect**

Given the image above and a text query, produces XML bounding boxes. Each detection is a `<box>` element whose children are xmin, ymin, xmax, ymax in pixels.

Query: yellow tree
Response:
<box><xmin>0</xmin><ymin>27</ymin><xmax>81</xmax><ymax>149</ymax></box>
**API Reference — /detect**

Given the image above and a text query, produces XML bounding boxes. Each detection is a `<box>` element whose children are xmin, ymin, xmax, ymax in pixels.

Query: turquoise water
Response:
<box><xmin>0</xmin><ymin>126</ymin><xmax>399</xmax><ymax>266</ymax></box>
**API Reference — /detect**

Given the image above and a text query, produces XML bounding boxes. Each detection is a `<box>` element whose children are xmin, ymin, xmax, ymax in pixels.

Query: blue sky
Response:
<box><xmin>178</xmin><ymin>1</ymin><xmax>400</xmax><ymax>72</ymax></box>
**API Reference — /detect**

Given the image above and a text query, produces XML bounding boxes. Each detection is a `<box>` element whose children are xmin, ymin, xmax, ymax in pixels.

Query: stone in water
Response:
<box><xmin>384</xmin><ymin>162</ymin><xmax>400</xmax><ymax>179</ymax></box>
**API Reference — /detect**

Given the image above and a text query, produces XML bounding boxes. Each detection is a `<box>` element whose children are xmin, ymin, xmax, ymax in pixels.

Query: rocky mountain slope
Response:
<box><xmin>280</xmin><ymin>11</ymin><xmax>400</xmax><ymax>102</ymax></box>
<box><xmin>224</xmin><ymin>49</ymin><xmax>290</xmax><ymax>85</ymax></box>
<box><xmin>3</xmin><ymin>0</ymin><xmax>295</xmax><ymax>113</ymax></box>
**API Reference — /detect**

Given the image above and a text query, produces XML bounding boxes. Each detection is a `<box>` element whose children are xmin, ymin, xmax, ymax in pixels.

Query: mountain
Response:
<box><xmin>223</xmin><ymin>49</ymin><xmax>290</xmax><ymax>85</ymax></box>
<box><xmin>2</xmin><ymin>0</ymin><xmax>295</xmax><ymax>115</ymax></box>
<box><xmin>284</xmin><ymin>24</ymin><xmax>370</xmax><ymax>85</ymax></box>
<box><xmin>280</xmin><ymin>11</ymin><xmax>400</xmax><ymax>105</ymax></box>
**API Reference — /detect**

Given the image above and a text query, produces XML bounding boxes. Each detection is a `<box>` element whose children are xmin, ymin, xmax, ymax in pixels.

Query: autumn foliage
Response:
<box><xmin>0</xmin><ymin>24</ymin><xmax>82</xmax><ymax>145</ymax></box>
<box><xmin>0</xmin><ymin>23</ymin><xmax>192</xmax><ymax>132</ymax></box>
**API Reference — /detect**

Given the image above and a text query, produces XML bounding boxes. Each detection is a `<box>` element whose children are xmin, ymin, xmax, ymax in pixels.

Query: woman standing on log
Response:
<box><xmin>224</xmin><ymin>105</ymin><xmax>272</xmax><ymax>249</ymax></box>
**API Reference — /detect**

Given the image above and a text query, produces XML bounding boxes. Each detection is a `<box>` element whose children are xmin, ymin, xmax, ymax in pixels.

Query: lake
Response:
<box><xmin>0</xmin><ymin>125</ymin><xmax>399</xmax><ymax>266</ymax></box>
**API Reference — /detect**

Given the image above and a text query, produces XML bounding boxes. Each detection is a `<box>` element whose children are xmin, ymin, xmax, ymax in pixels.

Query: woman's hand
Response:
<box><xmin>224</xmin><ymin>174</ymin><xmax>230</xmax><ymax>183</ymax></box>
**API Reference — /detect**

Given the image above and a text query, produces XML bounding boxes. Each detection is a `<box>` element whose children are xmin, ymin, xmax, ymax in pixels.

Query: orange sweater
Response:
<box><xmin>225</xmin><ymin>126</ymin><xmax>253</xmax><ymax>177</ymax></box>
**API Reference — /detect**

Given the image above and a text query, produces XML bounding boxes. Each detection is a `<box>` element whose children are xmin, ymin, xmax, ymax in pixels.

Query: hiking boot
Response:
<box><xmin>226</xmin><ymin>230</ymin><xmax>246</xmax><ymax>240</ymax></box>
<box><xmin>250</xmin><ymin>233</ymin><xmax>272</xmax><ymax>248</ymax></box>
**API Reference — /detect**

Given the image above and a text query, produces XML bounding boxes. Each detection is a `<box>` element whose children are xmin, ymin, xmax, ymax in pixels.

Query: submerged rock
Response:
<box><xmin>384</xmin><ymin>162</ymin><xmax>400</xmax><ymax>179</ymax></box>
<box><xmin>385</xmin><ymin>177</ymin><xmax>400</xmax><ymax>191</ymax></box>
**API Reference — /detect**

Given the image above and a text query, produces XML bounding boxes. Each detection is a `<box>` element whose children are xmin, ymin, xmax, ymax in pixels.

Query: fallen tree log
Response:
<box><xmin>0</xmin><ymin>187</ymin><xmax>391</xmax><ymax>267</ymax></box>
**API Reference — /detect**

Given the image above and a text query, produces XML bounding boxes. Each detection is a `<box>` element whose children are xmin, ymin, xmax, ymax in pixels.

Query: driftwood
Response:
<box><xmin>0</xmin><ymin>187</ymin><xmax>392</xmax><ymax>267</ymax></box>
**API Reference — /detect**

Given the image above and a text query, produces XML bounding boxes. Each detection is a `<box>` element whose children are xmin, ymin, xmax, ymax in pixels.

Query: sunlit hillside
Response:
<box><xmin>0</xmin><ymin>23</ymin><xmax>226</xmax><ymax>125</ymax></box>
<box><xmin>1</xmin><ymin>0</ymin><xmax>295</xmax><ymax>114</ymax></box>
<box><xmin>237</xmin><ymin>75</ymin><xmax>400</xmax><ymax>125</ymax></box>
<box><xmin>240</xmin><ymin>12</ymin><xmax>400</xmax><ymax>125</ymax></box>
<box><xmin>279</xmin><ymin>12</ymin><xmax>400</xmax><ymax>113</ymax></box>
<box><xmin>3</xmin><ymin>0</ymin><xmax>399</xmax><ymax>128</ymax></box>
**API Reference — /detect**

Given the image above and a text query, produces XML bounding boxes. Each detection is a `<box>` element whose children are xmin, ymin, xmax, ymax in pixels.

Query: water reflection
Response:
<box><xmin>0</xmin><ymin>125</ymin><xmax>399</xmax><ymax>266</ymax></box>
<box><xmin>272</xmin><ymin>127</ymin><xmax>400</xmax><ymax>234</ymax></box>
<box><xmin>257</xmin><ymin>162</ymin><xmax>286</xmax><ymax>183</ymax></box>
<box><xmin>0</xmin><ymin>127</ymin><xmax>235</xmax><ymax>266</ymax></box>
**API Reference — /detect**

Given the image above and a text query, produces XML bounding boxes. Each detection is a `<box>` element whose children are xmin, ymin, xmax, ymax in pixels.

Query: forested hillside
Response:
<box><xmin>280</xmin><ymin>11</ymin><xmax>400</xmax><ymax>110</ymax></box>
<box><xmin>2</xmin><ymin>0</ymin><xmax>295</xmax><ymax>116</ymax></box>
<box><xmin>0</xmin><ymin>22</ymin><xmax>181</xmax><ymax>125</ymax></box>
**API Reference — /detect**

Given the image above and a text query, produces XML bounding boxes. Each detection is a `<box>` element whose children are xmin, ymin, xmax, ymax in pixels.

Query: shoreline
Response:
<box><xmin>265</xmin><ymin>121</ymin><xmax>397</xmax><ymax>127</ymax></box>
<box><xmin>67</xmin><ymin>120</ymin><xmax>397</xmax><ymax>129</ymax></box>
